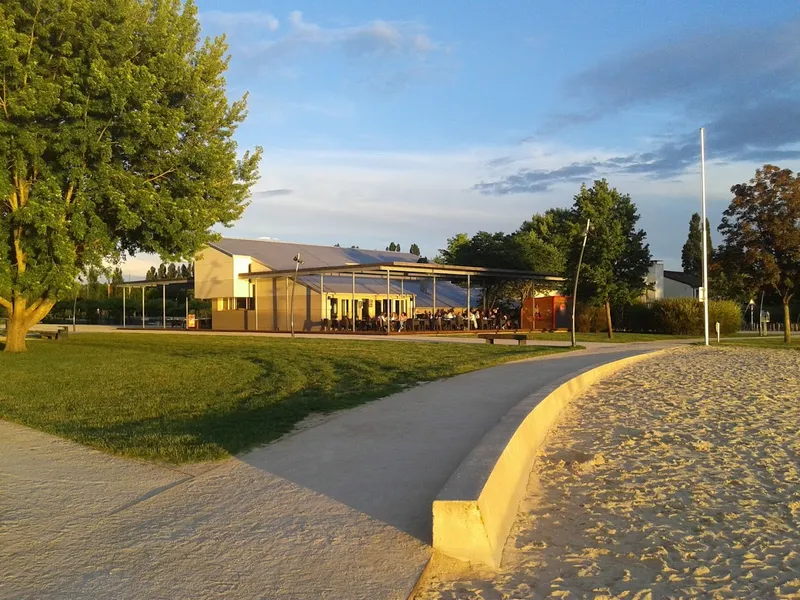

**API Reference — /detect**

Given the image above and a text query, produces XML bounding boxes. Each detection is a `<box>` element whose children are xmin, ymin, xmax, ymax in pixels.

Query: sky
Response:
<box><xmin>122</xmin><ymin>1</ymin><xmax>800</xmax><ymax>278</ymax></box>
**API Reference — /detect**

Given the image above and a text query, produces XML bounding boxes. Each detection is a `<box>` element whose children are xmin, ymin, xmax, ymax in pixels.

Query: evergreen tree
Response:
<box><xmin>409</xmin><ymin>243</ymin><xmax>421</xmax><ymax>256</ymax></box>
<box><xmin>146</xmin><ymin>267</ymin><xmax>158</xmax><ymax>281</ymax></box>
<box><xmin>167</xmin><ymin>264</ymin><xmax>178</xmax><ymax>280</ymax></box>
<box><xmin>180</xmin><ymin>264</ymin><xmax>190</xmax><ymax>279</ymax></box>
<box><xmin>681</xmin><ymin>213</ymin><xmax>712</xmax><ymax>277</ymax></box>
<box><xmin>157</xmin><ymin>264</ymin><xmax>168</xmax><ymax>280</ymax></box>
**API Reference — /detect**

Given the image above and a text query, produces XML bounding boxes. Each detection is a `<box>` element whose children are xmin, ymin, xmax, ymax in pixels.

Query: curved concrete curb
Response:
<box><xmin>431</xmin><ymin>349</ymin><xmax>668</xmax><ymax>568</ymax></box>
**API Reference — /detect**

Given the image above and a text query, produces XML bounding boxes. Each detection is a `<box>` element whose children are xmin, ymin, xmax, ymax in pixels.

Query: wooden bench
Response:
<box><xmin>38</xmin><ymin>326</ymin><xmax>69</xmax><ymax>341</ymax></box>
<box><xmin>478</xmin><ymin>334</ymin><xmax>527</xmax><ymax>346</ymax></box>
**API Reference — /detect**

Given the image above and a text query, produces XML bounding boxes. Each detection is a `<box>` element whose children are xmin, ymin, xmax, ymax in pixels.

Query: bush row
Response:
<box><xmin>577</xmin><ymin>298</ymin><xmax>742</xmax><ymax>335</ymax></box>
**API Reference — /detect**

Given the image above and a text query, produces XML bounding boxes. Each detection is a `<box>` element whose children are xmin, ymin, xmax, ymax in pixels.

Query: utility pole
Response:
<box><xmin>570</xmin><ymin>219</ymin><xmax>591</xmax><ymax>347</ymax></box>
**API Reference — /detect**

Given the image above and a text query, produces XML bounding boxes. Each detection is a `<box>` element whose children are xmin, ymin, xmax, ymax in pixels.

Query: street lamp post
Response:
<box><xmin>570</xmin><ymin>219</ymin><xmax>591</xmax><ymax>348</ymax></box>
<box><xmin>290</xmin><ymin>253</ymin><xmax>304</xmax><ymax>338</ymax></box>
<box><xmin>749</xmin><ymin>299</ymin><xmax>755</xmax><ymax>331</ymax></box>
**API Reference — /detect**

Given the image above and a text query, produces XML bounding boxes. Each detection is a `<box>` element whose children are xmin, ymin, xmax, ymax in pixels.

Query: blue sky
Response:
<box><xmin>125</xmin><ymin>1</ymin><xmax>800</xmax><ymax>275</ymax></box>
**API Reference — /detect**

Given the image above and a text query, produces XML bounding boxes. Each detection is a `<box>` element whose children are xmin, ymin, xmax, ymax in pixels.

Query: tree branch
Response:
<box><xmin>22</xmin><ymin>2</ymin><xmax>42</xmax><ymax>87</ymax></box>
<box><xmin>144</xmin><ymin>168</ymin><xmax>177</xmax><ymax>184</ymax></box>
<box><xmin>0</xmin><ymin>76</ymin><xmax>8</xmax><ymax>119</ymax></box>
<box><xmin>24</xmin><ymin>299</ymin><xmax>56</xmax><ymax>329</ymax></box>
<box><xmin>65</xmin><ymin>184</ymin><xmax>74</xmax><ymax>206</ymax></box>
<box><xmin>0</xmin><ymin>296</ymin><xmax>11</xmax><ymax>311</ymax></box>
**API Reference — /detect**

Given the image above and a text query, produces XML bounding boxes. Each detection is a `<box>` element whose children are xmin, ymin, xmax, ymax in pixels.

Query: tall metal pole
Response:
<box><xmin>162</xmin><ymin>284</ymin><xmax>166</xmax><ymax>329</ymax></box>
<box><xmin>141</xmin><ymin>286</ymin><xmax>145</xmax><ymax>329</ymax></box>
<box><xmin>700</xmin><ymin>127</ymin><xmax>710</xmax><ymax>346</ymax></box>
<box><xmin>185</xmin><ymin>295</ymin><xmax>189</xmax><ymax>329</ymax></box>
<box><xmin>290</xmin><ymin>254</ymin><xmax>303</xmax><ymax>338</ymax></box>
<box><xmin>571</xmin><ymin>219</ymin><xmax>591</xmax><ymax>347</ymax></box>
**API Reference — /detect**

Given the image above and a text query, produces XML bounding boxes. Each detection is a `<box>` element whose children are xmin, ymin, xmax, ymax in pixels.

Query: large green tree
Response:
<box><xmin>438</xmin><ymin>229</ymin><xmax>563</xmax><ymax>310</ymax></box>
<box><xmin>680</xmin><ymin>212</ymin><xmax>713</xmax><ymax>277</ymax></box>
<box><xmin>566</xmin><ymin>180</ymin><xmax>651</xmax><ymax>338</ymax></box>
<box><xmin>718</xmin><ymin>165</ymin><xmax>800</xmax><ymax>343</ymax></box>
<box><xmin>0</xmin><ymin>0</ymin><xmax>260</xmax><ymax>351</ymax></box>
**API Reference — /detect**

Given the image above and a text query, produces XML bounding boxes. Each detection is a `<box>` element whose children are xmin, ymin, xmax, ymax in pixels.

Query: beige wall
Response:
<box><xmin>195</xmin><ymin>246</ymin><xmax>266</xmax><ymax>300</ymax></box>
<box><xmin>211</xmin><ymin>306</ymin><xmax>246</xmax><ymax>330</ymax></box>
<box><xmin>195</xmin><ymin>247</ymin><xmax>235</xmax><ymax>300</ymax></box>
<box><xmin>251</xmin><ymin>278</ymin><xmax>323</xmax><ymax>332</ymax></box>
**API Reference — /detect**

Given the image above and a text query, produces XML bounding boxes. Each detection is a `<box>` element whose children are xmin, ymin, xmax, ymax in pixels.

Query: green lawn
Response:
<box><xmin>716</xmin><ymin>336</ymin><xmax>800</xmax><ymax>351</ymax></box>
<box><xmin>448</xmin><ymin>331</ymin><xmax>701</xmax><ymax>343</ymax></box>
<box><xmin>0</xmin><ymin>334</ymin><xmax>572</xmax><ymax>463</ymax></box>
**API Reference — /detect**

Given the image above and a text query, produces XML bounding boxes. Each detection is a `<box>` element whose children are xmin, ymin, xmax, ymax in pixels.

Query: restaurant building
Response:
<box><xmin>193</xmin><ymin>238</ymin><xmax>564</xmax><ymax>332</ymax></box>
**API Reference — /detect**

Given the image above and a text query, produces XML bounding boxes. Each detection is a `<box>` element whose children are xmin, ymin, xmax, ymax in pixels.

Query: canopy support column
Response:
<box><xmin>141</xmin><ymin>287</ymin><xmax>145</xmax><ymax>329</ymax></box>
<box><xmin>466</xmin><ymin>274</ymin><xmax>471</xmax><ymax>330</ymax></box>
<box><xmin>253</xmin><ymin>280</ymin><xmax>258</xmax><ymax>331</ymax></box>
<box><xmin>162</xmin><ymin>284</ymin><xmax>166</xmax><ymax>329</ymax></box>
<box><xmin>285</xmin><ymin>277</ymin><xmax>290</xmax><ymax>332</ymax></box>
<box><xmin>320</xmin><ymin>274</ymin><xmax>325</xmax><ymax>331</ymax></box>
<box><xmin>351</xmin><ymin>272</ymin><xmax>356</xmax><ymax>332</ymax></box>
<box><xmin>185</xmin><ymin>296</ymin><xmax>189</xmax><ymax>330</ymax></box>
<box><xmin>433</xmin><ymin>275</ymin><xmax>437</xmax><ymax>315</ymax></box>
<box><xmin>386</xmin><ymin>269</ymin><xmax>391</xmax><ymax>335</ymax></box>
<box><xmin>122</xmin><ymin>286</ymin><xmax>126</xmax><ymax>329</ymax></box>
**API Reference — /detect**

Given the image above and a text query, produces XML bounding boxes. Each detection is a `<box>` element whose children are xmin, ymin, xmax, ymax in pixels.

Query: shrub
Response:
<box><xmin>620</xmin><ymin>297</ymin><xmax>742</xmax><ymax>335</ymax></box>
<box><xmin>576</xmin><ymin>304</ymin><xmax>607</xmax><ymax>333</ymax></box>
<box><xmin>709</xmin><ymin>300</ymin><xmax>742</xmax><ymax>335</ymax></box>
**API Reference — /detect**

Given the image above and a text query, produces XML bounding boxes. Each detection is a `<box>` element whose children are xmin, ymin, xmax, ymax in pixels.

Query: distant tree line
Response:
<box><xmin>145</xmin><ymin>263</ymin><xmax>194</xmax><ymax>281</ymax></box>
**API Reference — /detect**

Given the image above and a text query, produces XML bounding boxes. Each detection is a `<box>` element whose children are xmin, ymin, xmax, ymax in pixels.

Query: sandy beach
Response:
<box><xmin>417</xmin><ymin>346</ymin><xmax>800</xmax><ymax>599</ymax></box>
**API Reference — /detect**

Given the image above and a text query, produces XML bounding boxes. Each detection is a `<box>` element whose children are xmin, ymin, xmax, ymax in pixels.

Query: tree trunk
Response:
<box><xmin>784</xmin><ymin>300</ymin><xmax>792</xmax><ymax>344</ymax></box>
<box><xmin>4</xmin><ymin>311</ymin><xmax>29</xmax><ymax>353</ymax></box>
<box><xmin>605</xmin><ymin>301</ymin><xmax>614</xmax><ymax>339</ymax></box>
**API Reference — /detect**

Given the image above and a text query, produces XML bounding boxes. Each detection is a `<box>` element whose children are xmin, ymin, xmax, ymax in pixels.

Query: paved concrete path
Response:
<box><xmin>1</xmin><ymin>345</ymin><xmax>669</xmax><ymax>600</ymax></box>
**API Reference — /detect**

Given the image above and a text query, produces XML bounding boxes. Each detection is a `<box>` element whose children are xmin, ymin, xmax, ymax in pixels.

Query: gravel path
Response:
<box><xmin>417</xmin><ymin>347</ymin><xmax>800</xmax><ymax>599</ymax></box>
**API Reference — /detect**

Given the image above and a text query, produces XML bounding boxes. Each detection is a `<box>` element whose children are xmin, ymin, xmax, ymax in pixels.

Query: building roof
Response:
<box><xmin>209</xmin><ymin>238</ymin><xmax>418</xmax><ymax>270</ymax></box>
<box><xmin>664</xmin><ymin>270</ymin><xmax>701</xmax><ymax>288</ymax></box>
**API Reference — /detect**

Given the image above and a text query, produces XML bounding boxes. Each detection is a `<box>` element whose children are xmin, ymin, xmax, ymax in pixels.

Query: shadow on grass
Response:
<box><xmin>68</xmin><ymin>354</ymin><xmax>429</xmax><ymax>463</ymax></box>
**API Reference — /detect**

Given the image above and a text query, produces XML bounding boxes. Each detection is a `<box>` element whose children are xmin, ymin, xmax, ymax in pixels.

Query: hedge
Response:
<box><xmin>618</xmin><ymin>298</ymin><xmax>742</xmax><ymax>335</ymax></box>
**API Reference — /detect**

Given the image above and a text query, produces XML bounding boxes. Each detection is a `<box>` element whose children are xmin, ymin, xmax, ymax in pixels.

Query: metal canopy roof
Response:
<box><xmin>241</xmin><ymin>261</ymin><xmax>565</xmax><ymax>281</ymax></box>
<box><xmin>117</xmin><ymin>278</ymin><xmax>192</xmax><ymax>289</ymax></box>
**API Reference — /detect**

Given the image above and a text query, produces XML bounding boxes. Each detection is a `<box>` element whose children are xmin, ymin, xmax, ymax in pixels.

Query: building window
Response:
<box><xmin>236</xmin><ymin>297</ymin><xmax>250</xmax><ymax>310</ymax></box>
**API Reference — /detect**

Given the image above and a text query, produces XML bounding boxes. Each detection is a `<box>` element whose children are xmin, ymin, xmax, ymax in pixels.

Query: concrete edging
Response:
<box><xmin>431</xmin><ymin>349</ymin><xmax>667</xmax><ymax>568</ymax></box>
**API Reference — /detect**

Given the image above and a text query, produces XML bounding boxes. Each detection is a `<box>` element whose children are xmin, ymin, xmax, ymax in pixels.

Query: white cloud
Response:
<box><xmin>200</xmin><ymin>10</ymin><xmax>279</xmax><ymax>32</ymax></box>
<box><xmin>222</xmin><ymin>141</ymin><xmax>767</xmax><ymax>269</ymax></box>
<box><xmin>251</xmin><ymin>11</ymin><xmax>438</xmax><ymax>62</ymax></box>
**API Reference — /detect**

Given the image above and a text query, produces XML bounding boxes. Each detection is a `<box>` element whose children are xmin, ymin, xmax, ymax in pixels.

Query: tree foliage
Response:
<box><xmin>409</xmin><ymin>243</ymin><xmax>421</xmax><ymax>256</ymax></box>
<box><xmin>437</xmin><ymin>230</ymin><xmax>563</xmax><ymax>308</ymax></box>
<box><xmin>0</xmin><ymin>0</ymin><xmax>261</xmax><ymax>351</ymax></box>
<box><xmin>564</xmin><ymin>180</ymin><xmax>651</xmax><ymax>337</ymax></box>
<box><xmin>680</xmin><ymin>212</ymin><xmax>712</xmax><ymax>277</ymax></box>
<box><xmin>718</xmin><ymin>165</ymin><xmax>800</xmax><ymax>343</ymax></box>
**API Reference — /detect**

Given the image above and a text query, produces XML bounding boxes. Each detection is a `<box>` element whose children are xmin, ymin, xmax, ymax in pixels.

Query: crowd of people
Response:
<box><xmin>324</xmin><ymin>306</ymin><xmax>519</xmax><ymax>332</ymax></box>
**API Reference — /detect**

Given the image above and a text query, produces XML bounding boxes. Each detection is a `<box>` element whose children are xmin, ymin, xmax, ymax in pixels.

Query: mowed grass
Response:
<box><xmin>717</xmin><ymin>336</ymin><xmax>800</xmax><ymax>351</ymax></box>
<box><xmin>0</xmin><ymin>333</ymin><xmax>572</xmax><ymax>463</ymax></box>
<box><xmin>462</xmin><ymin>331</ymin><xmax>700</xmax><ymax>343</ymax></box>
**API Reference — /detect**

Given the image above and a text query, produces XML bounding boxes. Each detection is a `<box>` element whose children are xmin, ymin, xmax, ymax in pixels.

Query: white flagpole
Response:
<box><xmin>700</xmin><ymin>127</ymin><xmax>710</xmax><ymax>346</ymax></box>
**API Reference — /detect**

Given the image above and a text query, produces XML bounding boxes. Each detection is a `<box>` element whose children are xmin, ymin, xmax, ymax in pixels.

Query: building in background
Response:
<box><xmin>642</xmin><ymin>260</ymin><xmax>701</xmax><ymax>301</ymax></box>
<box><xmin>193</xmin><ymin>238</ymin><xmax>563</xmax><ymax>332</ymax></box>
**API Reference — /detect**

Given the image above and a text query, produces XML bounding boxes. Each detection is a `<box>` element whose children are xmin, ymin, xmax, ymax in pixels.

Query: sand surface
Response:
<box><xmin>417</xmin><ymin>347</ymin><xmax>800</xmax><ymax>599</ymax></box>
